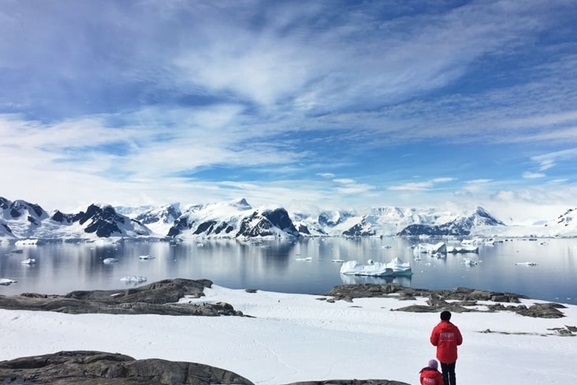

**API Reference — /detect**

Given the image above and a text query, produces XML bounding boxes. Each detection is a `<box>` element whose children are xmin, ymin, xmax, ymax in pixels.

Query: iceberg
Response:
<box><xmin>340</xmin><ymin>258</ymin><xmax>412</xmax><ymax>277</ymax></box>
<box><xmin>413</xmin><ymin>242</ymin><xmax>446</xmax><ymax>255</ymax></box>
<box><xmin>447</xmin><ymin>245</ymin><xmax>479</xmax><ymax>253</ymax></box>
<box><xmin>120</xmin><ymin>276</ymin><xmax>147</xmax><ymax>283</ymax></box>
<box><xmin>340</xmin><ymin>260</ymin><xmax>393</xmax><ymax>277</ymax></box>
<box><xmin>515</xmin><ymin>262</ymin><xmax>538</xmax><ymax>266</ymax></box>
<box><xmin>15</xmin><ymin>239</ymin><xmax>41</xmax><ymax>246</ymax></box>
<box><xmin>386</xmin><ymin>257</ymin><xmax>413</xmax><ymax>276</ymax></box>
<box><xmin>21</xmin><ymin>258</ymin><xmax>36</xmax><ymax>265</ymax></box>
<box><xmin>103</xmin><ymin>258</ymin><xmax>119</xmax><ymax>264</ymax></box>
<box><xmin>463</xmin><ymin>258</ymin><xmax>478</xmax><ymax>266</ymax></box>
<box><xmin>139</xmin><ymin>255</ymin><xmax>155</xmax><ymax>260</ymax></box>
<box><xmin>0</xmin><ymin>278</ymin><xmax>18</xmax><ymax>286</ymax></box>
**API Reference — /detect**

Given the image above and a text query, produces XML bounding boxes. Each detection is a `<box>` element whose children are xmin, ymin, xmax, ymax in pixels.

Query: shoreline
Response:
<box><xmin>1</xmin><ymin>280</ymin><xmax>576</xmax><ymax>385</ymax></box>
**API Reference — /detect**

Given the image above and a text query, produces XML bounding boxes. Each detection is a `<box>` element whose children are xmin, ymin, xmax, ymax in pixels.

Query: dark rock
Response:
<box><xmin>285</xmin><ymin>381</ymin><xmax>410</xmax><ymax>385</ymax></box>
<box><xmin>323</xmin><ymin>284</ymin><xmax>563</xmax><ymax>318</ymax></box>
<box><xmin>0</xmin><ymin>351</ymin><xmax>254</xmax><ymax>385</ymax></box>
<box><xmin>0</xmin><ymin>279</ymin><xmax>243</xmax><ymax>316</ymax></box>
<box><xmin>515</xmin><ymin>303</ymin><xmax>566</xmax><ymax>319</ymax></box>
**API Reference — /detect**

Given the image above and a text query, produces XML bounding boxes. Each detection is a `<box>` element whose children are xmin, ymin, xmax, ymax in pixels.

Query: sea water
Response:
<box><xmin>1</xmin><ymin>237</ymin><xmax>576</xmax><ymax>304</ymax></box>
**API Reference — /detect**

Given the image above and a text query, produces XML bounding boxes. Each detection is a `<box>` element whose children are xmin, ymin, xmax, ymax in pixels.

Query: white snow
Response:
<box><xmin>1</xmin><ymin>285</ymin><xmax>576</xmax><ymax>385</ymax></box>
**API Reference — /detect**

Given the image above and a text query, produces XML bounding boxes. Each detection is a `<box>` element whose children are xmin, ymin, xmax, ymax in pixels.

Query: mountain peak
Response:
<box><xmin>231</xmin><ymin>198</ymin><xmax>252</xmax><ymax>210</ymax></box>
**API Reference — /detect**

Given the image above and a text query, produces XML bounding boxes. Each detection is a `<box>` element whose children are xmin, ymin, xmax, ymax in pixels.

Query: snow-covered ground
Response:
<box><xmin>1</xmin><ymin>285</ymin><xmax>576</xmax><ymax>385</ymax></box>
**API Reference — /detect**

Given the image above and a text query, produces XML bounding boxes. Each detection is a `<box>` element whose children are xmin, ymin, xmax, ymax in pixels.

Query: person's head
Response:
<box><xmin>428</xmin><ymin>359</ymin><xmax>438</xmax><ymax>370</ymax></box>
<box><xmin>440</xmin><ymin>310</ymin><xmax>451</xmax><ymax>321</ymax></box>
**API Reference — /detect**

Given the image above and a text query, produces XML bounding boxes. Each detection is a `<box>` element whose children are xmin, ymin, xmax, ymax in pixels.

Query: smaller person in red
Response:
<box><xmin>420</xmin><ymin>359</ymin><xmax>444</xmax><ymax>385</ymax></box>
<box><xmin>430</xmin><ymin>310</ymin><xmax>463</xmax><ymax>385</ymax></box>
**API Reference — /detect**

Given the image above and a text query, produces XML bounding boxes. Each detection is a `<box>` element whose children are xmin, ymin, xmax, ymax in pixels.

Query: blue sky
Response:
<box><xmin>1</xmin><ymin>0</ymin><xmax>577</xmax><ymax>222</ymax></box>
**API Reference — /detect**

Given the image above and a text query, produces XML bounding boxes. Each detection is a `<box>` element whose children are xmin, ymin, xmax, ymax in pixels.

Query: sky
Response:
<box><xmin>1</xmin><ymin>0</ymin><xmax>577</xmax><ymax>223</ymax></box>
<box><xmin>1</xmin><ymin>285</ymin><xmax>577</xmax><ymax>384</ymax></box>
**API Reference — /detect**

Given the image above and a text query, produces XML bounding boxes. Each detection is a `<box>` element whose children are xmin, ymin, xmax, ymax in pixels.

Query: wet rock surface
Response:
<box><xmin>0</xmin><ymin>278</ymin><xmax>243</xmax><ymax>316</ymax></box>
<box><xmin>323</xmin><ymin>283</ymin><xmax>567</xmax><ymax>318</ymax></box>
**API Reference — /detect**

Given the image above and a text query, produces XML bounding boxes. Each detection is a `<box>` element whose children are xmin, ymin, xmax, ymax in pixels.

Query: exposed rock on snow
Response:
<box><xmin>323</xmin><ymin>284</ymin><xmax>566</xmax><ymax>319</ymax></box>
<box><xmin>0</xmin><ymin>279</ymin><xmax>243</xmax><ymax>316</ymax></box>
<box><xmin>0</xmin><ymin>351</ymin><xmax>254</xmax><ymax>385</ymax></box>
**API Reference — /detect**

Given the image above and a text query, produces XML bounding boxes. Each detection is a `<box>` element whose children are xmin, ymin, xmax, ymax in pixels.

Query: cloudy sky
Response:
<box><xmin>1</xmin><ymin>0</ymin><xmax>576</xmax><ymax>222</ymax></box>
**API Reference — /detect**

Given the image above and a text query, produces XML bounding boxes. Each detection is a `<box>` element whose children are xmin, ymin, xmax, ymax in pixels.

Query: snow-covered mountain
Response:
<box><xmin>1</xmin><ymin>197</ymin><xmax>155</xmax><ymax>242</ymax></box>
<box><xmin>117</xmin><ymin>203</ymin><xmax>183</xmax><ymax>236</ymax></box>
<box><xmin>397</xmin><ymin>206</ymin><xmax>505</xmax><ymax>236</ymax></box>
<box><xmin>293</xmin><ymin>206</ymin><xmax>459</xmax><ymax>237</ymax></box>
<box><xmin>1</xmin><ymin>197</ymin><xmax>49</xmax><ymax>239</ymax></box>
<box><xmin>2</xmin><ymin>195</ymin><xmax>576</xmax><ymax>242</ymax></box>
<box><xmin>49</xmin><ymin>204</ymin><xmax>154</xmax><ymax>238</ymax></box>
<box><xmin>525</xmin><ymin>207</ymin><xmax>577</xmax><ymax>238</ymax></box>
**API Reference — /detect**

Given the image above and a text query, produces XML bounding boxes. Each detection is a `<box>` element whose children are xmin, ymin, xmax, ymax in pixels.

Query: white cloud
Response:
<box><xmin>1</xmin><ymin>1</ymin><xmax>577</xmax><ymax>215</ymax></box>
<box><xmin>466</xmin><ymin>179</ymin><xmax>492</xmax><ymax>184</ymax></box>
<box><xmin>333</xmin><ymin>178</ymin><xmax>356</xmax><ymax>185</ymax></box>
<box><xmin>531</xmin><ymin>147</ymin><xmax>577</xmax><ymax>171</ymax></box>
<box><xmin>388</xmin><ymin>177</ymin><xmax>456</xmax><ymax>191</ymax></box>
<box><xmin>523</xmin><ymin>172</ymin><xmax>546</xmax><ymax>179</ymax></box>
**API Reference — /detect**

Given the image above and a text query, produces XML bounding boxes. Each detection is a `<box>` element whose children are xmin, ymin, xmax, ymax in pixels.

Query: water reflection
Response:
<box><xmin>0</xmin><ymin>237</ymin><xmax>576</xmax><ymax>304</ymax></box>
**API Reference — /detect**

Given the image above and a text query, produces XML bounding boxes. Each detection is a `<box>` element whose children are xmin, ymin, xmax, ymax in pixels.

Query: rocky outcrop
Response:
<box><xmin>286</xmin><ymin>381</ymin><xmax>409</xmax><ymax>385</ymax></box>
<box><xmin>0</xmin><ymin>351</ymin><xmax>253</xmax><ymax>385</ymax></box>
<box><xmin>0</xmin><ymin>351</ymin><xmax>411</xmax><ymax>385</ymax></box>
<box><xmin>323</xmin><ymin>284</ymin><xmax>567</xmax><ymax>319</ymax></box>
<box><xmin>0</xmin><ymin>278</ymin><xmax>243</xmax><ymax>316</ymax></box>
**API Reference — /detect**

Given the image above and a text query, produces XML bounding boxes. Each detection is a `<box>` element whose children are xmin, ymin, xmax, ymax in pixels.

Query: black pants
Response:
<box><xmin>440</xmin><ymin>362</ymin><xmax>456</xmax><ymax>385</ymax></box>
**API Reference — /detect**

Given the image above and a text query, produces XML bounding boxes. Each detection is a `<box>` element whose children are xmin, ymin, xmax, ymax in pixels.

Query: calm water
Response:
<box><xmin>1</xmin><ymin>237</ymin><xmax>576</xmax><ymax>304</ymax></box>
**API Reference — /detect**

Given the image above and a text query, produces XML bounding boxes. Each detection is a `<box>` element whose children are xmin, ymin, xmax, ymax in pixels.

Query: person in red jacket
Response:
<box><xmin>420</xmin><ymin>359</ymin><xmax>444</xmax><ymax>385</ymax></box>
<box><xmin>430</xmin><ymin>311</ymin><xmax>463</xmax><ymax>385</ymax></box>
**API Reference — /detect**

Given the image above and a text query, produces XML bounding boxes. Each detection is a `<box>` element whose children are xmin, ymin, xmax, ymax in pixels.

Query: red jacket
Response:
<box><xmin>430</xmin><ymin>320</ymin><xmax>463</xmax><ymax>364</ymax></box>
<box><xmin>420</xmin><ymin>367</ymin><xmax>444</xmax><ymax>385</ymax></box>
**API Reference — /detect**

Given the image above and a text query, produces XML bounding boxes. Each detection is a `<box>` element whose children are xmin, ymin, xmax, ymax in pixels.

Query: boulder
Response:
<box><xmin>0</xmin><ymin>351</ymin><xmax>253</xmax><ymax>385</ymax></box>
<box><xmin>285</xmin><ymin>381</ymin><xmax>410</xmax><ymax>385</ymax></box>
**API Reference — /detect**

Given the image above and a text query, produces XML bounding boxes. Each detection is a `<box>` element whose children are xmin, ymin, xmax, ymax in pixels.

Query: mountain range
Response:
<box><xmin>1</xmin><ymin>196</ymin><xmax>576</xmax><ymax>243</ymax></box>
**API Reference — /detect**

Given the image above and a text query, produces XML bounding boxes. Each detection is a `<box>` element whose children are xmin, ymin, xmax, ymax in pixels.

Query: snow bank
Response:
<box><xmin>1</xmin><ymin>286</ymin><xmax>576</xmax><ymax>385</ymax></box>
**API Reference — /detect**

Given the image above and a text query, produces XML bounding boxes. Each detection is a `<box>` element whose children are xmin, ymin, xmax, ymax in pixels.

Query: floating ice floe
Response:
<box><xmin>103</xmin><ymin>258</ymin><xmax>119</xmax><ymax>264</ymax></box>
<box><xmin>413</xmin><ymin>242</ymin><xmax>446</xmax><ymax>255</ymax></box>
<box><xmin>120</xmin><ymin>276</ymin><xmax>147</xmax><ymax>283</ymax></box>
<box><xmin>340</xmin><ymin>257</ymin><xmax>412</xmax><ymax>277</ymax></box>
<box><xmin>463</xmin><ymin>258</ymin><xmax>478</xmax><ymax>266</ymax></box>
<box><xmin>0</xmin><ymin>278</ymin><xmax>18</xmax><ymax>286</ymax></box>
<box><xmin>15</xmin><ymin>239</ymin><xmax>40</xmax><ymax>246</ymax></box>
<box><xmin>447</xmin><ymin>245</ymin><xmax>479</xmax><ymax>253</ymax></box>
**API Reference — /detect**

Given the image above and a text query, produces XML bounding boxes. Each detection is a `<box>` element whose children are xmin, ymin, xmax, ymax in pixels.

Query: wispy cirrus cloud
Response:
<box><xmin>1</xmin><ymin>0</ymin><xmax>577</xmax><ymax>218</ymax></box>
<box><xmin>388</xmin><ymin>177</ymin><xmax>456</xmax><ymax>192</ymax></box>
<box><xmin>531</xmin><ymin>147</ymin><xmax>577</xmax><ymax>171</ymax></box>
<box><xmin>523</xmin><ymin>172</ymin><xmax>546</xmax><ymax>179</ymax></box>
